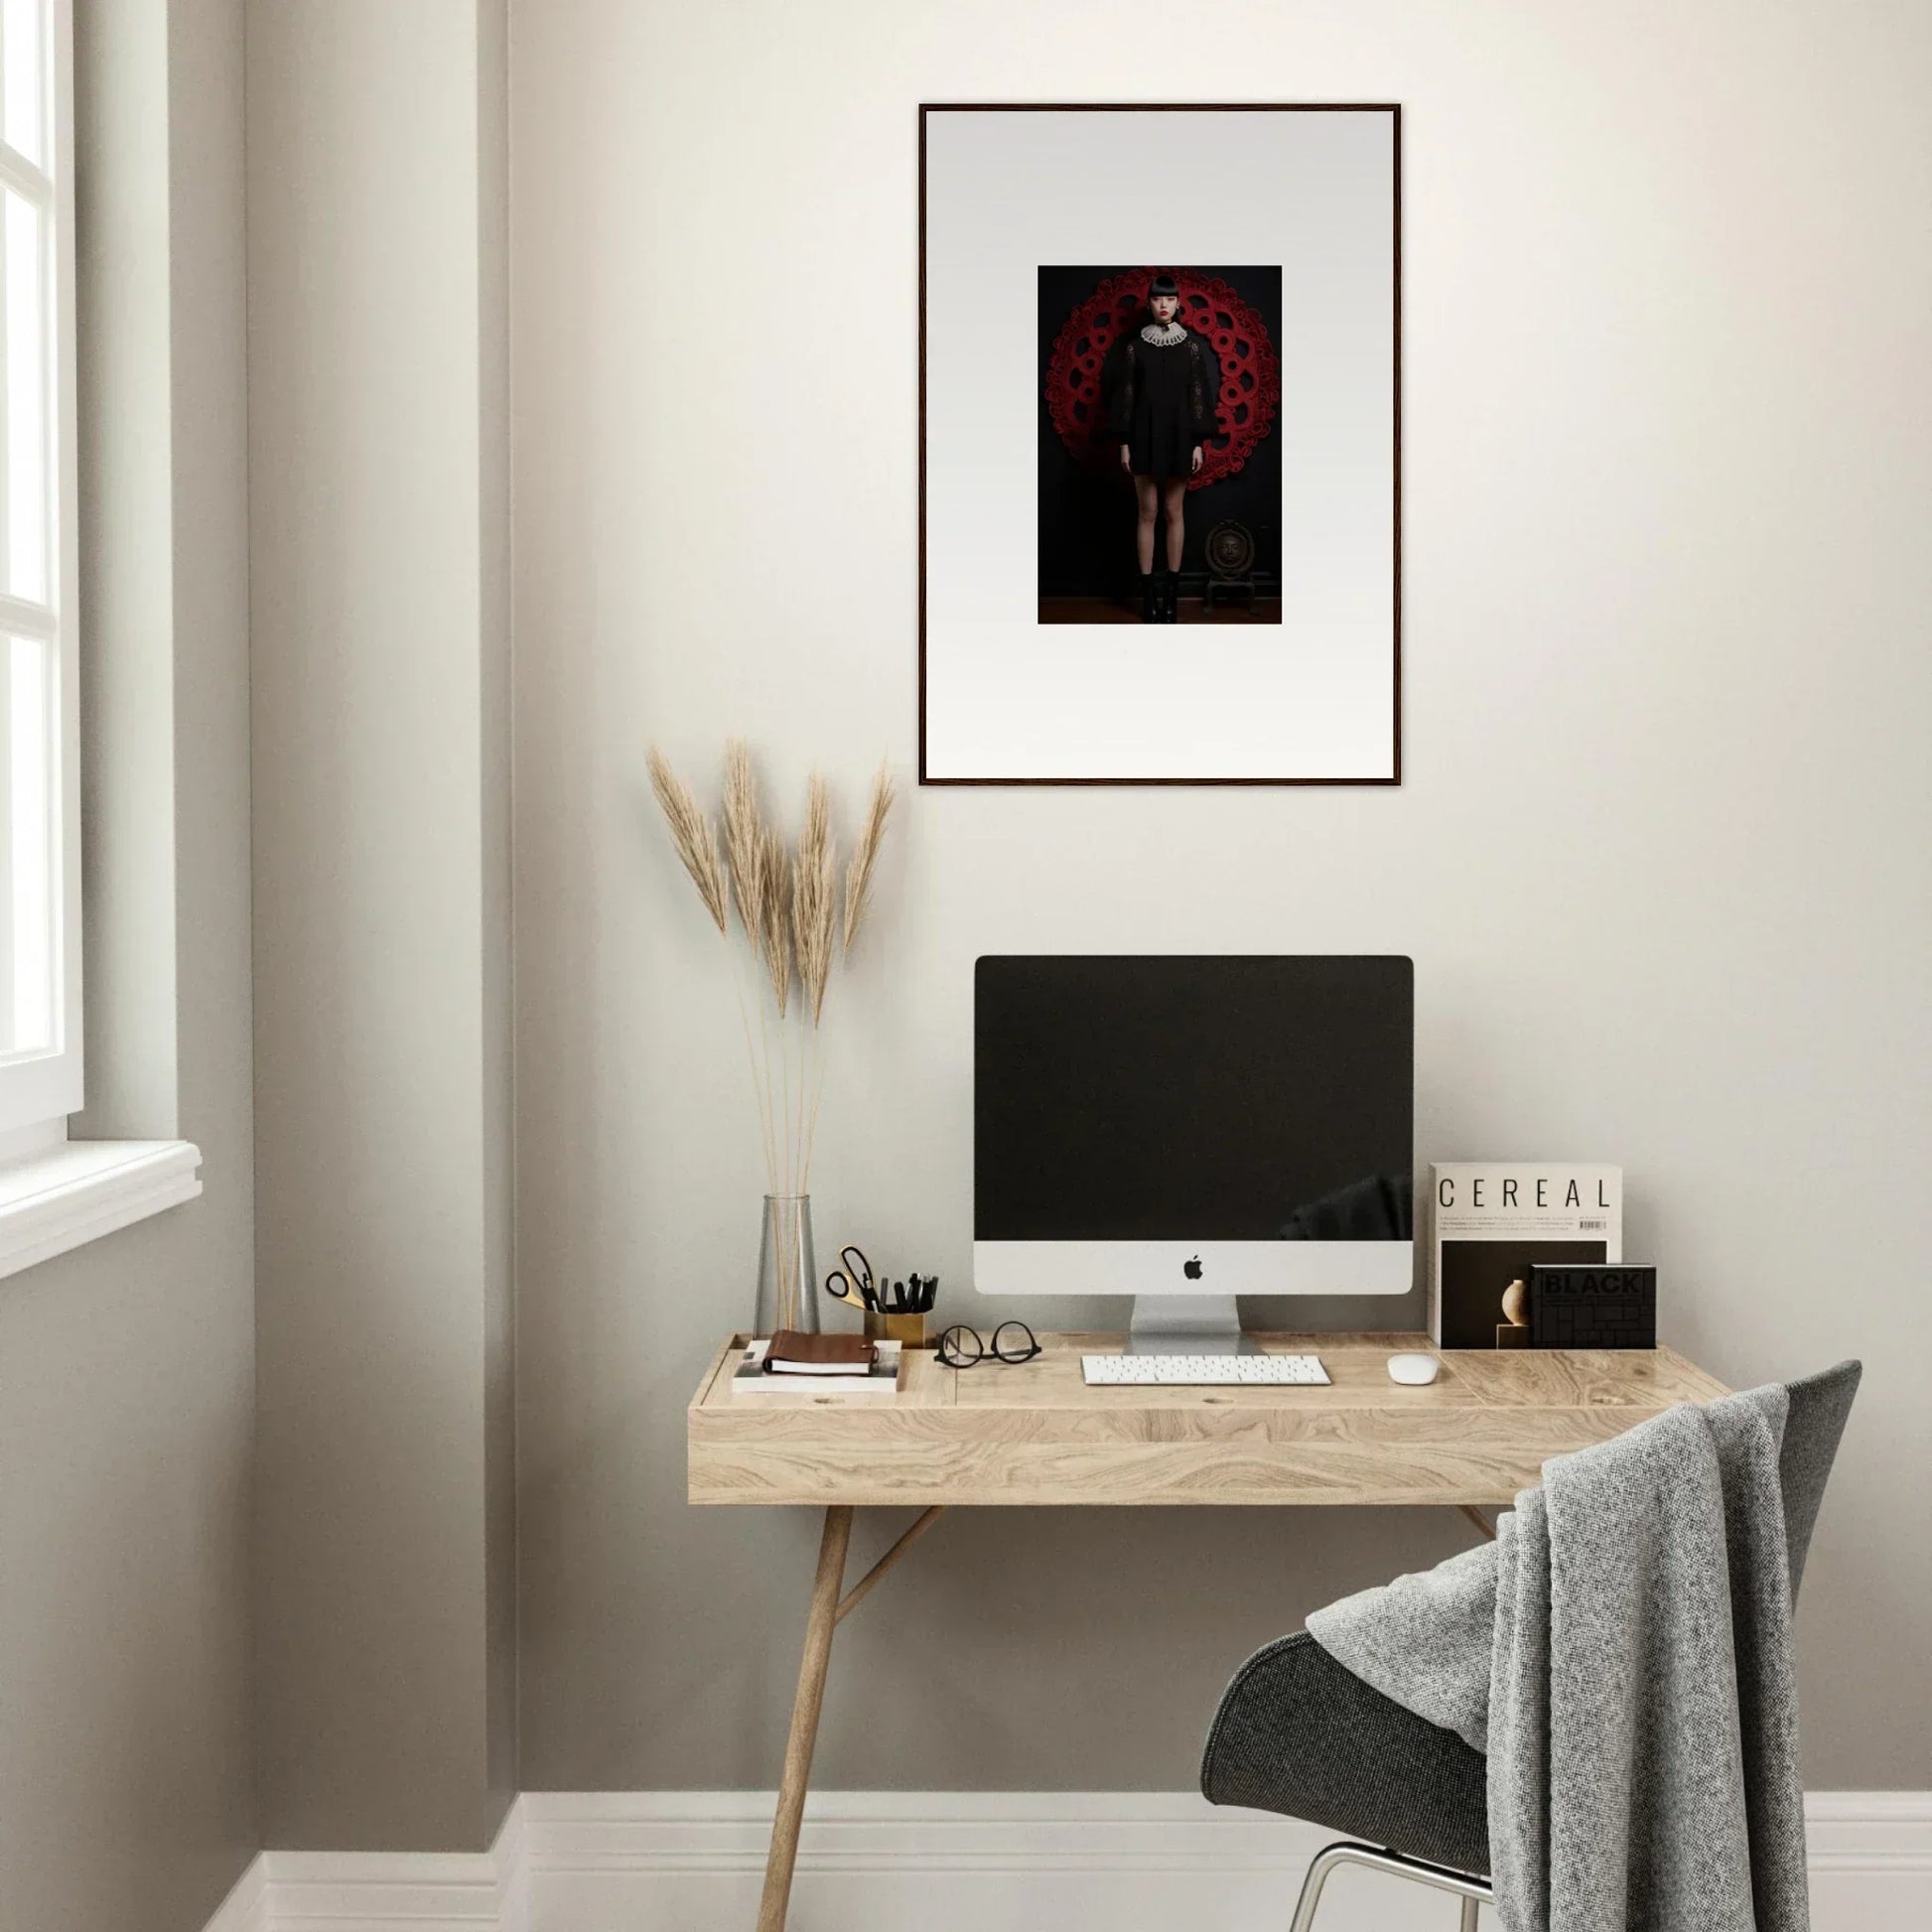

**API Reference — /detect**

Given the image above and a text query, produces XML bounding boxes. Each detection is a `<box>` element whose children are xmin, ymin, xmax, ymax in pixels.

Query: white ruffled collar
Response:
<box><xmin>1140</xmin><ymin>322</ymin><xmax>1187</xmax><ymax>347</ymax></box>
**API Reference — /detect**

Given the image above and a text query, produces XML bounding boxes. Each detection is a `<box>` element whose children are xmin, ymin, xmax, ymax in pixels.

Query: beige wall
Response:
<box><xmin>511</xmin><ymin>0</ymin><xmax>1932</xmax><ymax>1794</ymax></box>
<box><xmin>0</xmin><ymin>2</ymin><xmax>258</xmax><ymax>1927</ymax></box>
<box><xmin>249</xmin><ymin>0</ymin><xmax>515</xmax><ymax>1852</ymax></box>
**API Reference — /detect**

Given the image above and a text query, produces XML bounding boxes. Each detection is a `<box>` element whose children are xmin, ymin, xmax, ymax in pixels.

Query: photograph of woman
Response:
<box><xmin>1106</xmin><ymin>275</ymin><xmax>1218</xmax><ymax>623</ymax></box>
<box><xmin>1036</xmin><ymin>266</ymin><xmax>1284</xmax><ymax>627</ymax></box>
<box><xmin>929</xmin><ymin>108</ymin><xmax>1400</xmax><ymax>780</ymax></box>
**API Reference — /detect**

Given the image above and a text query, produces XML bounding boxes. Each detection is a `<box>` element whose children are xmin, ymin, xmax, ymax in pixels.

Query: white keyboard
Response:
<box><xmin>1081</xmin><ymin>1352</ymin><xmax>1330</xmax><ymax>1387</ymax></box>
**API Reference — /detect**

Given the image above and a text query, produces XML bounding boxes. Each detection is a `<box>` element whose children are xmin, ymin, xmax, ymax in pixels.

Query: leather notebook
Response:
<box><xmin>764</xmin><ymin>1330</ymin><xmax>877</xmax><ymax>1375</ymax></box>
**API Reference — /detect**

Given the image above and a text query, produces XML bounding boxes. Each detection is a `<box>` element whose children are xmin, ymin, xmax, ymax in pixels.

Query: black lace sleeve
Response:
<box><xmin>1105</xmin><ymin>336</ymin><xmax>1138</xmax><ymax>441</ymax></box>
<box><xmin>1186</xmin><ymin>339</ymin><xmax>1218</xmax><ymax>446</ymax></box>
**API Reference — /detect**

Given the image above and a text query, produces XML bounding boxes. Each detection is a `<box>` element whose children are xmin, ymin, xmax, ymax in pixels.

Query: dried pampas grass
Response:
<box><xmin>792</xmin><ymin>774</ymin><xmax>837</xmax><ymax>1025</ymax></box>
<box><xmin>758</xmin><ymin>825</ymin><xmax>793</xmax><ymax>1019</ymax></box>
<box><xmin>843</xmin><ymin>761</ymin><xmax>895</xmax><ymax>954</ymax></box>
<box><xmin>722</xmin><ymin>739</ymin><xmax>765</xmax><ymax>940</ymax></box>
<box><xmin>646</xmin><ymin>749</ymin><xmax>727</xmax><ymax>935</ymax></box>
<box><xmin>647</xmin><ymin>742</ymin><xmax>897</xmax><ymax>1194</ymax></box>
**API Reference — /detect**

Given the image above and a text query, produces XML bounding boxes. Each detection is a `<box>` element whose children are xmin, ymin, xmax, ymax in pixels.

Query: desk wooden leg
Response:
<box><xmin>1458</xmin><ymin>1504</ymin><xmax>1498</xmax><ymax>1542</ymax></box>
<box><xmin>758</xmin><ymin>1504</ymin><xmax>853</xmax><ymax>1932</ymax></box>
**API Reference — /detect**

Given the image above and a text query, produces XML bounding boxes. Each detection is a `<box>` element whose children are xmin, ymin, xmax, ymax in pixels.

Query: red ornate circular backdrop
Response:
<box><xmin>1044</xmin><ymin>269</ymin><xmax>1281</xmax><ymax>490</ymax></box>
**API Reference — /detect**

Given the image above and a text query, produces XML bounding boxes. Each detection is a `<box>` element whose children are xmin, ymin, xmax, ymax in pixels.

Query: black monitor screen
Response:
<box><xmin>975</xmin><ymin>956</ymin><xmax>1414</xmax><ymax>1241</ymax></box>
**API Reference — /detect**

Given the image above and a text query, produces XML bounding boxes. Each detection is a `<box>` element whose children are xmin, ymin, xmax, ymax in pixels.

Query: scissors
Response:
<box><xmin>824</xmin><ymin>1245</ymin><xmax>878</xmax><ymax>1312</ymax></box>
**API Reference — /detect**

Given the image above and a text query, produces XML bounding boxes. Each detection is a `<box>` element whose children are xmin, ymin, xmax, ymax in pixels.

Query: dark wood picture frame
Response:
<box><xmin>917</xmin><ymin>102</ymin><xmax>1402</xmax><ymax>787</ymax></box>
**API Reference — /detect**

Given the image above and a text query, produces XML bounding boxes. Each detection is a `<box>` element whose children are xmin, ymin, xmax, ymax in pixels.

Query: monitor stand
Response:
<box><xmin>1124</xmin><ymin>1294</ymin><xmax>1257</xmax><ymax>1356</ymax></box>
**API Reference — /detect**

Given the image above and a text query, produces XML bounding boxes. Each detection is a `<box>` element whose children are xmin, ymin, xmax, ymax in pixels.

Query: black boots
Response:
<box><xmin>1140</xmin><ymin>571</ymin><xmax>1181</xmax><ymax>622</ymax></box>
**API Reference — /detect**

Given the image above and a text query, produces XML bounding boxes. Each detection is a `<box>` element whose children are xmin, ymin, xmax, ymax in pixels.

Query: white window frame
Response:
<box><xmin>0</xmin><ymin>0</ymin><xmax>79</xmax><ymax>1141</ymax></box>
<box><xmin>0</xmin><ymin>0</ymin><xmax>201</xmax><ymax>1278</ymax></box>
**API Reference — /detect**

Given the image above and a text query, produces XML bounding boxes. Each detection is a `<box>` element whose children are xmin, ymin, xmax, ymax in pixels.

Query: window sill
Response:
<box><xmin>0</xmin><ymin>1139</ymin><xmax>203</xmax><ymax>1283</ymax></box>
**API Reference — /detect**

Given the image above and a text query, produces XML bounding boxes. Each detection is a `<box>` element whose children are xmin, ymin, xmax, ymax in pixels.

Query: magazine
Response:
<box><xmin>1429</xmin><ymin>1164</ymin><xmax>1621</xmax><ymax>1349</ymax></box>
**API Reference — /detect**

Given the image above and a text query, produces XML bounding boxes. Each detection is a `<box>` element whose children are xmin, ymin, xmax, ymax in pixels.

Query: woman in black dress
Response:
<box><xmin>1105</xmin><ymin>275</ymin><xmax>1218</xmax><ymax>623</ymax></box>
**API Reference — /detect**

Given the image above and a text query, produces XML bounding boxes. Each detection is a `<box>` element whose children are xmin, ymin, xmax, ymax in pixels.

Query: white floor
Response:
<box><xmin>204</xmin><ymin>1789</ymin><xmax>1932</xmax><ymax>1932</ymax></box>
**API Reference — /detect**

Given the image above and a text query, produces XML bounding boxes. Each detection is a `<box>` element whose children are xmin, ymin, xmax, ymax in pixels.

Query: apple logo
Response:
<box><xmin>1182</xmin><ymin>1255</ymin><xmax>1203</xmax><ymax>1280</ymax></box>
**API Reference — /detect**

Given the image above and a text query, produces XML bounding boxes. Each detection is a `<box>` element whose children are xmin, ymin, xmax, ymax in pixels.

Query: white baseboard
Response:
<box><xmin>201</xmin><ymin>1789</ymin><xmax>1932</xmax><ymax>1932</ymax></box>
<box><xmin>1804</xmin><ymin>1792</ymin><xmax>1932</xmax><ymax>1932</ymax></box>
<box><xmin>202</xmin><ymin>1854</ymin><xmax>268</xmax><ymax>1932</ymax></box>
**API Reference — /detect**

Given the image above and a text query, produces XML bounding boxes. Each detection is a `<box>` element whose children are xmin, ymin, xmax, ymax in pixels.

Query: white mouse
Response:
<box><xmin>1387</xmin><ymin>1352</ymin><xmax>1442</xmax><ymax>1386</ymax></box>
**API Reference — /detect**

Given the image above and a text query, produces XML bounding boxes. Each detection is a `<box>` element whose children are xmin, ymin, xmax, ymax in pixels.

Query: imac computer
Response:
<box><xmin>974</xmin><ymin>955</ymin><xmax>1414</xmax><ymax>1354</ymax></box>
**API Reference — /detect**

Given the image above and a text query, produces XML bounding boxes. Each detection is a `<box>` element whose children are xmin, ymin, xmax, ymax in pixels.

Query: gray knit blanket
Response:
<box><xmin>1307</xmin><ymin>1387</ymin><xmax>1809</xmax><ymax>1932</ymax></box>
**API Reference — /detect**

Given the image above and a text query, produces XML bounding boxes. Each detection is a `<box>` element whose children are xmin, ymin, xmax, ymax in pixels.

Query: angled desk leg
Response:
<box><xmin>758</xmin><ymin>1505</ymin><xmax>853</xmax><ymax>1932</ymax></box>
<box><xmin>757</xmin><ymin>1505</ymin><xmax>946</xmax><ymax>1932</ymax></box>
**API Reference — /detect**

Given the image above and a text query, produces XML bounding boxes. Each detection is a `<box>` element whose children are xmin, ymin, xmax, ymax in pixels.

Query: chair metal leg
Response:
<box><xmin>1287</xmin><ymin>1843</ymin><xmax>1351</xmax><ymax>1932</ymax></box>
<box><xmin>1288</xmin><ymin>1841</ymin><xmax>1493</xmax><ymax>1932</ymax></box>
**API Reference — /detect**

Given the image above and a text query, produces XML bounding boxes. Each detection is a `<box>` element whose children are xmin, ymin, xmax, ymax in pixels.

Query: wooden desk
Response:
<box><xmin>688</xmin><ymin>1331</ymin><xmax>1727</xmax><ymax>1930</ymax></box>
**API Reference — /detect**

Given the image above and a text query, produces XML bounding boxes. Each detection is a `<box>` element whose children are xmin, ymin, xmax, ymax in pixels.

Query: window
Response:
<box><xmin>0</xmin><ymin>0</ymin><xmax>199</xmax><ymax>1276</ymax></box>
<box><xmin>0</xmin><ymin>0</ymin><xmax>75</xmax><ymax>1143</ymax></box>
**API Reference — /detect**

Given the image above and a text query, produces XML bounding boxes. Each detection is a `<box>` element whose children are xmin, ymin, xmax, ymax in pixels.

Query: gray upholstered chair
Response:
<box><xmin>1199</xmin><ymin>1361</ymin><xmax>1861</xmax><ymax>1930</ymax></box>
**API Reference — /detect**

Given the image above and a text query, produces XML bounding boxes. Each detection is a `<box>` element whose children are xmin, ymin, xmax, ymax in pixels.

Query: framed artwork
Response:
<box><xmin>919</xmin><ymin>104</ymin><xmax>1401</xmax><ymax>785</ymax></box>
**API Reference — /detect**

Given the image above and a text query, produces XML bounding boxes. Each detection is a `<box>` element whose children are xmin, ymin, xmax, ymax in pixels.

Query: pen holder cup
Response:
<box><xmin>866</xmin><ymin>1310</ymin><xmax>927</xmax><ymax>1348</ymax></box>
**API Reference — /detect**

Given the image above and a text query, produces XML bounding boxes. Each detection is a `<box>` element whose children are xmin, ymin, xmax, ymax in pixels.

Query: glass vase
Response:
<box><xmin>754</xmin><ymin>1193</ymin><xmax>818</xmax><ymax>1338</ymax></box>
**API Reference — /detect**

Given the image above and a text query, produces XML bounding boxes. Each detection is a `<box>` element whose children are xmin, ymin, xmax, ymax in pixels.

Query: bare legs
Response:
<box><xmin>1134</xmin><ymin>475</ymin><xmax>1159</xmax><ymax>574</ymax></box>
<box><xmin>1133</xmin><ymin>474</ymin><xmax>1187</xmax><ymax>574</ymax></box>
<box><xmin>1161</xmin><ymin>477</ymin><xmax>1186</xmax><ymax>570</ymax></box>
<box><xmin>1132</xmin><ymin>475</ymin><xmax>1187</xmax><ymax>622</ymax></box>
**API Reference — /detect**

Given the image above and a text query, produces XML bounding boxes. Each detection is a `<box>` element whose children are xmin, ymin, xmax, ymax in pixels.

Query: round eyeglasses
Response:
<box><xmin>936</xmin><ymin>1320</ymin><xmax>1041</xmax><ymax>1369</ymax></box>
